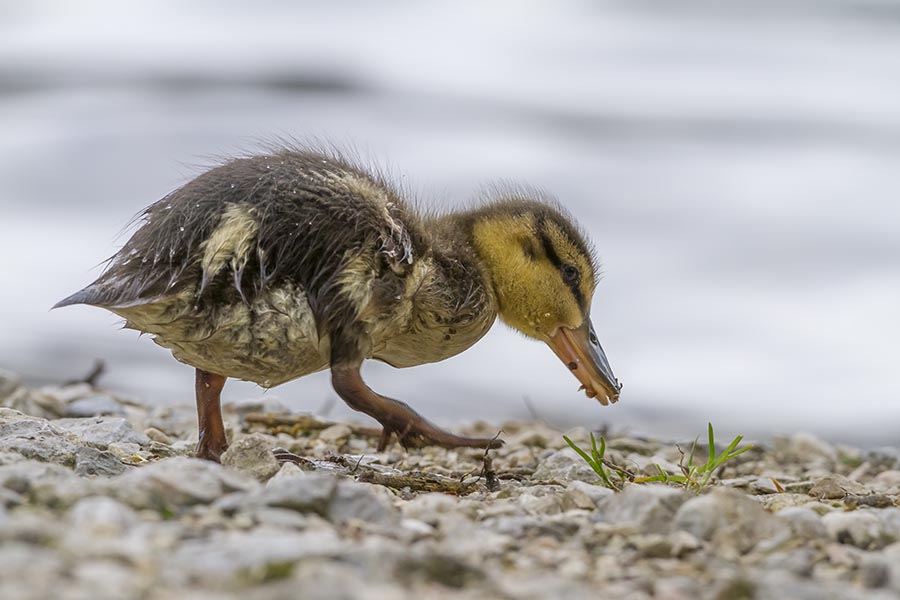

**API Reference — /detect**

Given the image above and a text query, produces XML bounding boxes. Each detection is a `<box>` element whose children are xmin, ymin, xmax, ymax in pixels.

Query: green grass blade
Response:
<box><xmin>564</xmin><ymin>436</ymin><xmax>598</xmax><ymax>471</ymax></box>
<box><xmin>688</xmin><ymin>436</ymin><xmax>698</xmax><ymax>468</ymax></box>
<box><xmin>726</xmin><ymin>444</ymin><xmax>753</xmax><ymax>459</ymax></box>
<box><xmin>707</xmin><ymin>422</ymin><xmax>715</xmax><ymax>468</ymax></box>
<box><xmin>564</xmin><ymin>435</ymin><xmax>614</xmax><ymax>489</ymax></box>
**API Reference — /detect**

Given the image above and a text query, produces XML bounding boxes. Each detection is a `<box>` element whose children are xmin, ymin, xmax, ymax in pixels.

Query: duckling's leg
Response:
<box><xmin>195</xmin><ymin>369</ymin><xmax>228</xmax><ymax>462</ymax></box>
<box><xmin>332</xmin><ymin>366</ymin><xmax>503</xmax><ymax>451</ymax></box>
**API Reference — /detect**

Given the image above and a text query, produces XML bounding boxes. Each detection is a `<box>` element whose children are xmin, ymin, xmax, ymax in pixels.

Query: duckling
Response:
<box><xmin>55</xmin><ymin>149</ymin><xmax>621</xmax><ymax>461</ymax></box>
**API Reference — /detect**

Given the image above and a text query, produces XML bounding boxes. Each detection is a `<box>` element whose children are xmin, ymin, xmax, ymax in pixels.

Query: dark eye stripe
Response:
<box><xmin>537</xmin><ymin>221</ymin><xmax>586</xmax><ymax>312</ymax></box>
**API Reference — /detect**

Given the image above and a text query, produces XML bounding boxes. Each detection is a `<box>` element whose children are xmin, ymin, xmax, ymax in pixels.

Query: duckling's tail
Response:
<box><xmin>52</xmin><ymin>287</ymin><xmax>96</xmax><ymax>309</ymax></box>
<box><xmin>52</xmin><ymin>283</ymin><xmax>122</xmax><ymax>310</ymax></box>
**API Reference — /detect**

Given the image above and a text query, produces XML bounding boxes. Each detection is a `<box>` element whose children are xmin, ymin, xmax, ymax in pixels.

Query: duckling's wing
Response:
<box><xmin>55</xmin><ymin>149</ymin><xmax>422</xmax><ymax>316</ymax></box>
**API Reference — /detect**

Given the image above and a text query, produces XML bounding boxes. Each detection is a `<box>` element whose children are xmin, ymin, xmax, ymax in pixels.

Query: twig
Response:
<box><xmin>64</xmin><ymin>359</ymin><xmax>106</xmax><ymax>387</ymax></box>
<box><xmin>480</xmin><ymin>431</ymin><xmax>502</xmax><ymax>492</ymax></box>
<box><xmin>357</xmin><ymin>469</ymin><xmax>477</xmax><ymax>496</ymax></box>
<box><xmin>272</xmin><ymin>448</ymin><xmax>315</xmax><ymax>469</ymax></box>
<box><xmin>244</xmin><ymin>412</ymin><xmax>382</xmax><ymax>439</ymax></box>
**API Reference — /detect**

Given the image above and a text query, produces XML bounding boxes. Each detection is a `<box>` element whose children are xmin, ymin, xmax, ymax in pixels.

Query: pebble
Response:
<box><xmin>673</xmin><ymin>488</ymin><xmax>779</xmax><ymax>553</ymax></box>
<box><xmin>221</xmin><ymin>433</ymin><xmax>280</xmax><ymax>481</ymax></box>
<box><xmin>53</xmin><ymin>417</ymin><xmax>151</xmax><ymax>449</ymax></box>
<box><xmin>822</xmin><ymin>510</ymin><xmax>890</xmax><ymax>550</ymax></box>
<box><xmin>775</xmin><ymin>506</ymin><xmax>828</xmax><ymax>540</ymax></box>
<box><xmin>105</xmin><ymin>456</ymin><xmax>258</xmax><ymax>512</ymax></box>
<box><xmin>0</xmin><ymin>412</ymin><xmax>82</xmax><ymax>465</ymax></box>
<box><xmin>74</xmin><ymin>446</ymin><xmax>129</xmax><ymax>477</ymax></box>
<box><xmin>64</xmin><ymin>394</ymin><xmax>126</xmax><ymax>417</ymax></box>
<box><xmin>595</xmin><ymin>484</ymin><xmax>687</xmax><ymax>531</ymax></box>
<box><xmin>144</xmin><ymin>427</ymin><xmax>174</xmax><ymax>445</ymax></box>
<box><xmin>318</xmin><ymin>423</ymin><xmax>352</xmax><ymax>444</ymax></box>
<box><xmin>775</xmin><ymin>432</ymin><xmax>838</xmax><ymax>467</ymax></box>
<box><xmin>809</xmin><ymin>474</ymin><xmax>870</xmax><ymax>500</ymax></box>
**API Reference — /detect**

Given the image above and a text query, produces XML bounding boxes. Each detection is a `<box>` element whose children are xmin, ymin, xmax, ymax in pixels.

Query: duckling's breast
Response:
<box><xmin>369</xmin><ymin>255</ymin><xmax>497</xmax><ymax>368</ymax></box>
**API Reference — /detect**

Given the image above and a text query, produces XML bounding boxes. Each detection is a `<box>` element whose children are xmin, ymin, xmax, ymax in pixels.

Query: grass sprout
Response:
<box><xmin>565</xmin><ymin>423</ymin><xmax>752</xmax><ymax>493</ymax></box>
<box><xmin>563</xmin><ymin>432</ymin><xmax>623</xmax><ymax>491</ymax></box>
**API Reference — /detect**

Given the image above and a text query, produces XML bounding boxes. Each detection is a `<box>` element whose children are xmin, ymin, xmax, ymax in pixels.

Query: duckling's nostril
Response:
<box><xmin>567</xmin><ymin>361</ymin><xmax>578</xmax><ymax>371</ymax></box>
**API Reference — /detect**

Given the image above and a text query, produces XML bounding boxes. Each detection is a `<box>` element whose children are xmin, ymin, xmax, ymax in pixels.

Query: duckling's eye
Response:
<box><xmin>521</xmin><ymin>240</ymin><xmax>538</xmax><ymax>261</ymax></box>
<box><xmin>562</xmin><ymin>264</ymin><xmax>580</xmax><ymax>285</ymax></box>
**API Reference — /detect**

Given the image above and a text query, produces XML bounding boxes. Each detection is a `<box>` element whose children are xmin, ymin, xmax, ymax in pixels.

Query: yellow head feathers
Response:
<box><xmin>467</xmin><ymin>196</ymin><xmax>598</xmax><ymax>340</ymax></box>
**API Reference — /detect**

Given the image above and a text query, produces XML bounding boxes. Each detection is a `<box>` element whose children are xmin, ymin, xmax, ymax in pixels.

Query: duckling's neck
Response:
<box><xmin>421</xmin><ymin>212</ymin><xmax>499</xmax><ymax>320</ymax></box>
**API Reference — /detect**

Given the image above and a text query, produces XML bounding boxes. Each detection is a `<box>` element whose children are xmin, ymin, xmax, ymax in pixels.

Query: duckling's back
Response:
<box><xmin>56</xmin><ymin>150</ymin><xmax>429</xmax><ymax>385</ymax></box>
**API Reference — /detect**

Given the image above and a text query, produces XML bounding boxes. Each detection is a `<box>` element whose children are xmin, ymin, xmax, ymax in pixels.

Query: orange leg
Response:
<box><xmin>332</xmin><ymin>366</ymin><xmax>503</xmax><ymax>451</ymax></box>
<box><xmin>195</xmin><ymin>369</ymin><xmax>228</xmax><ymax>462</ymax></box>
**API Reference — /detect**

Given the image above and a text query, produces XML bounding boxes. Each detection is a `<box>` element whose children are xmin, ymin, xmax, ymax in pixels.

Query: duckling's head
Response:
<box><xmin>467</xmin><ymin>193</ymin><xmax>622</xmax><ymax>405</ymax></box>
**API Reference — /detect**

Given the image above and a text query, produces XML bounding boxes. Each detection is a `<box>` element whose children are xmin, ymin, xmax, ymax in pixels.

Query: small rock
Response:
<box><xmin>751</xmin><ymin>477</ymin><xmax>782</xmax><ymax>494</ymax></box>
<box><xmin>0</xmin><ymin>412</ymin><xmax>80</xmax><ymax>465</ymax></box>
<box><xmin>68</xmin><ymin>496</ymin><xmax>138</xmax><ymax>534</ymax></box>
<box><xmin>401</xmin><ymin>492</ymin><xmax>465</xmax><ymax>523</ymax></box>
<box><xmin>74</xmin><ymin>446</ymin><xmax>128</xmax><ymax>477</ymax></box>
<box><xmin>673</xmin><ymin>488</ymin><xmax>779</xmax><ymax>553</ymax></box>
<box><xmin>867</xmin><ymin>447</ymin><xmax>900</xmax><ymax>470</ymax></box>
<box><xmin>0</xmin><ymin>460</ymin><xmax>91</xmax><ymax>508</ymax></box>
<box><xmin>632</xmin><ymin>533</ymin><xmax>672</xmax><ymax>558</ymax></box>
<box><xmin>221</xmin><ymin>434</ymin><xmax>280</xmax><ymax>481</ymax></box>
<box><xmin>270</xmin><ymin>461</ymin><xmax>309</xmax><ymax>481</ymax></box>
<box><xmin>532</xmin><ymin>447</ymin><xmax>606</xmax><ymax>483</ymax></box>
<box><xmin>40</xmin><ymin>383</ymin><xmax>94</xmax><ymax>404</ymax></box>
<box><xmin>53</xmin><ymin>417</ymin><xmax>150</xmax><ymax>450</ymax></box>
<box><xmin>822</xmin><ymin>510</ymin><xmax>891</xmax><ymax>549</ymax></box>
<box><xmin>400</xmin><ymin>518</ymin><xmax>435</xmax><ymax>541</ymax></box>
<box><xmin>775</xmin><ymin>507</ymin><xmax>827</xmax><ymax>540</ymax></box>
<box><xmin>763</xmin><ymin>548</ymin><xmax>816</xmax><ymax>577</ymax></box>
<box><xmin>106</xmin><ymin>456</ymin><xmax>258</xmax><ymax>512</ymax></box>
<box><xmin>595</xmin><ymin>484</ymin><xmax>687</xmax><ymax>532</ymax></box>
<box><xmin>775</xmin><ymin>432</ymin><xmax>837</xmax><ymax>467</ymax></box>
<box><xmin>516</xmin><ymin>491</ymin><xmax>563</xmax><ymax>515</ymax></box>
<box><xmin>329</xmin><ymin>480</ymin><xmax>399</xmax><ymax>526</ymax></box>
<box><xmin>653</xmin><ymin>576</ymin><xmax>701</xmax><ymax>600</ymax></box>
<box><xmin>861</xmin><ymin>554</ymin><xmax>890</xmax><ymax>588</ymax></box>
<box><xmin>105</xmin><ymin>442</ymin><xmax>145</xmax><ymax>462</ymax></box>
<box><xmin>872</xmin><ymin>470</ymin><xmax>900</xmax><ymax>493</ymax></box>
<box><xmin>808</xmin><ymin>474</ymin><xmax>869</xmax><ymax>500</ymax></box>
<box><xmin>259</xmin><ymin>472</ymin><xmax>338</xmax><ymax>514</ymax></box>
<box><xmin>164</xmin><ymin>527</ymin><xmax>345</xmax><ymax>586</ymax></box>
<box><xmin>253</xmin><ymin>471</ymin><xmax>399</xmax><ymax>526</ymax></box>
<box><xmin>759</xmin><ymin>493</ymin><xmax>824</xmax><ymax>513</ymax></box>
<box><xmin>1</xmin><ymin>388</ymin><xmax>66</xmax><ymax>419</ymax></box>
<box><xmin>563</xmin><ymin>480</ymin><xmax>613</xmax><ymax>510</ymax></box>
<box><xmin>669</xmin><ymin>530</ymin><xmax>702</xmax><ymax>558</ymax></box>
<box><xmin>64</xmin><ymin>394</ymin><xmax>126</xmax><ymax>417</ymax></box>
<box><xmin>318</xmin><ymin>424</ymin><xmax>352</xmax><ymax>444</ymax></box>
<box><xmin>143</xmin><ymin>427</ymin><xmax>173</xmax><ymax>445</ymax></box>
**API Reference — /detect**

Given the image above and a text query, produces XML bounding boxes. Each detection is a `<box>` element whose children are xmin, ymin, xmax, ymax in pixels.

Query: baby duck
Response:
<box><xmin>55</xmin><ymin>149</ymin><xmax>621</xmax><ymax>461</ymax></box>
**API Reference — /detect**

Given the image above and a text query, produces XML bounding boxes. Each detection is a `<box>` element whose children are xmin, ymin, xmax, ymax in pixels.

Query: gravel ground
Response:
<box><xmin>3</xmin><ymin>368</ymin><xmax>900</xmax><ymax>600</ymax></box>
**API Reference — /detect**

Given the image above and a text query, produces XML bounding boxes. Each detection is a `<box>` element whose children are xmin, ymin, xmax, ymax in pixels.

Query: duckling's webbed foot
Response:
<box><xmin>331</xmin><ymin>366</ymin><xmax>504</xmax><ymax>452</ymax></box>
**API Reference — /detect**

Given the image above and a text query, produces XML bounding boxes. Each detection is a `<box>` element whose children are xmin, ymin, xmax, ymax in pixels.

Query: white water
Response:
<box><xmin>1</xmin><ymin>0</ymin><xmax>899</xmax><ymax>445</ymax></box>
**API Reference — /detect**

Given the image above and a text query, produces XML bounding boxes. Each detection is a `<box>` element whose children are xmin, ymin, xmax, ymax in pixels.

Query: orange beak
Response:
<box><xmin>546</xmin><ymin>319</ymin><xmax>622</xmax><ymax>405</ymax></box>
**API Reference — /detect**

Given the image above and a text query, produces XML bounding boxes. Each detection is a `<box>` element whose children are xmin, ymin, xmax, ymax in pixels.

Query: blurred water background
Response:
<box><xmin>1</xmin><ymin>0</ymin><xmax>899</xmax><ymax>445</ymax></box>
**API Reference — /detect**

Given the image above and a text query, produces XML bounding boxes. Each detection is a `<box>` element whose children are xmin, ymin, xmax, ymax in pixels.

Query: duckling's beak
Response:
<box><xmin>547</xmin><ymin>319</ymin><xmax>622</xmax><ymax>406</ymax></box>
